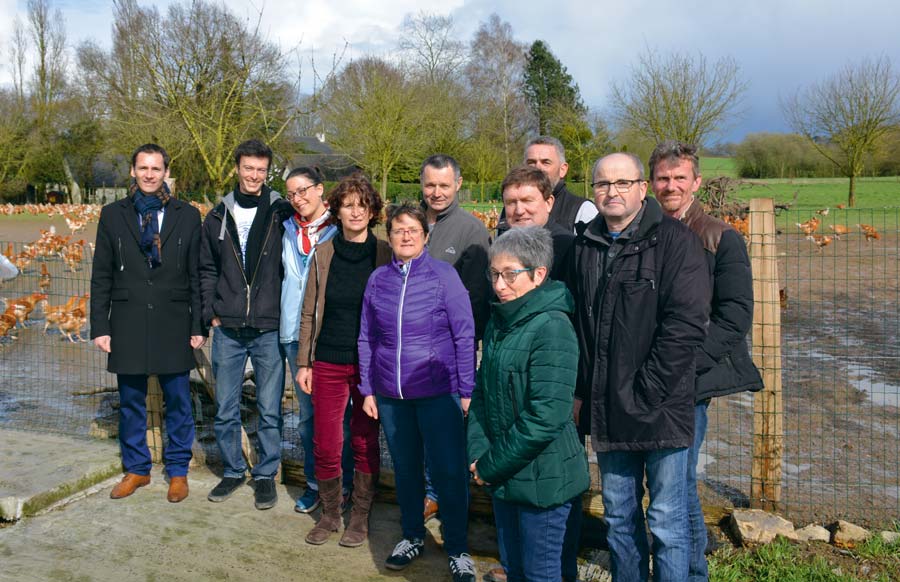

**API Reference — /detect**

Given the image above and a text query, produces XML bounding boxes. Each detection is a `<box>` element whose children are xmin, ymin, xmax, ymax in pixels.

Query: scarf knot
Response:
<box><xmin>130</xmin><ymin>181</ymin><xmax>171</xmax><ymax>269</ymax></box>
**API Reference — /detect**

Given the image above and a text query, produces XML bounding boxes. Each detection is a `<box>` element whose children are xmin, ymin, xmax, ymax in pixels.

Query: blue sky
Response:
<box><xmin>3</xmin><ymin>0</ymin><xmax>899</xmax><ymax>144</ymax></box>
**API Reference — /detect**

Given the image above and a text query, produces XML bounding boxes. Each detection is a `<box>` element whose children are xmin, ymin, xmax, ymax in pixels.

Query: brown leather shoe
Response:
<box><xmin>110</xmin><ymin>473</ymin><xmax>151</xmax><ymax>499</ymax></box>
<box><xmin>423</xmin><ymin>497</ymin><xmax>439</xmax><ymax>523</ymax></box>
<box><xmin>306</xmin><ymin>477</ymin><xmax>343</xmax><ymax>545</ymax></box>
<box><xmin>339</xmin><ymin>471</ymin><xmax>377</xmax><ymax>547</ymax></box>
<box><xmin>167</xmin><ymin>476</ymin><xmax>189</xmax><ymax>503</ymax></box>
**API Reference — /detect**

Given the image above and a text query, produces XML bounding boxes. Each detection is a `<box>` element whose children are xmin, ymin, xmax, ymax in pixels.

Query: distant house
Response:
<box><xmin>285</xmin><ymin>134</ymin><xmax>359</xmax><ymax>181</ymax></box>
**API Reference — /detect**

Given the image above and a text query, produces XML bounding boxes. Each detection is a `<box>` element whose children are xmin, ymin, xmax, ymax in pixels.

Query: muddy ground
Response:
<box><xmin>2</xmin><ymin>212</ymin><xmax>899</xmax><ymax>529</ymax></box>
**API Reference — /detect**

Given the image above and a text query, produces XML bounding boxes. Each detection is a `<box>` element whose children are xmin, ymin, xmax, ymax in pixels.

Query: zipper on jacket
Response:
<box><xmin>117</xmin><ymin>237</ymin><xmax>125</xmax><ymax>271</ymax></box>
<box><xmin>508</xmin><ymin>371</ymin><xmax>518</xmax><ymax>417</ymax></box>
<box><xmin>243</xmin><ymin>214</ymin><xmax>277</xmax><ymax>320</ymax></box>
<box><xmin>396</xmin><ymin>264</ymin><xmax>411</xmax><ymax>399</ymax></box>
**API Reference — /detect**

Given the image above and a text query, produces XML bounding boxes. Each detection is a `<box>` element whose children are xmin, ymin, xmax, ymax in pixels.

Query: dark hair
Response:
<box><xmin>386</xmin><ymin>201</ymin><xmax>428</xmax><ymax>234</ymax></box>
<box><xmin>285</xmin><ymin>166</ymin><xmax>323</xmax><ymax>185</ymax></box>
<box><xmin>233</xmin><ymin>139</ymin><xmax>273</xmax><ymax>168</ymax></box>
<box><xmin>648</xmin><ymin>140</ymin><xmax>700</xmax><ymax>180</ymax></box>
<box><xmin>420</xmin><ymin>154</ymin><xmax>461</xmax><ymax>181</ymax></box>
<box><xmin>131</xmin><ymin>143</ymin><xmax>170</xmax><ymax>170</ymax></box>
<box><xmin>326</xmin><ymin>172</ymin><xmax>383</xmax><ymax>229</ymax></box>
<box><xmin>501</xmin><ymin>165</ymin><xmax>553</xmax><ymax>201</ymax></box>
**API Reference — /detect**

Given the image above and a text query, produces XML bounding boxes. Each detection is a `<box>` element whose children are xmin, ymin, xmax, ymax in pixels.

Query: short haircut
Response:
<box><xmin>420</xmin><ymin>154</ymin><xmax>461</xmax><ymax>182</ymax></box>
<box><xmin>131</xmin><ymin>143</ymin><xmax>170</xmax><ymax>170</ymax></box>
<box><xmin>501</xmin><ymin>166</ymin><xmax>553</xmax><ymax>201</ymax></box>
<box><xmin>326</xmin><ymin>172</ymin><xmax>383</xmax><ymax>229</ymax></box>
<box><xmin>524</xmin><ymin>136</ymin><xmax>566</xmax><ymax>164</ymax></box>
<box><xmin>285</xmin><ymin>166</ymin><xmax>324</xmax><ymax>185</ymax></box>
<box><xmin>233</xmin><ymin>139</ymin><xmax>273</xmax><ymax>168</ymax></box>
<box><xmin>592</xmin><ymin>152</ymin><xmax>645</xmax><ymax>182</ymax></box>
<box><xmin>490</xmin><ymin>226</ymin><xmax>554</xmax><ymax>279</ymax></box>
<box><xmin>648</xmin><ymin>140</ymin><xmax>700</xmax><ymax>180</ymax></box>
<box><xmin>386</xmin><ymin>201</ymin><xmax>428</xmax><ymax>234</ymax></box>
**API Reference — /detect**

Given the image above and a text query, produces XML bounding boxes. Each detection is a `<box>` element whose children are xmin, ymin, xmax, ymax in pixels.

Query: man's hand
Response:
<box><xmin>210</xmin><ymin>317</ymin><xmax>221</xmax><ymax>328</ymax></box>
<box><xmin>93</xmin><ymin>335</ymin><xmax>111</xmax><ymax>353</ymax></box>
<box><xmin>190</xmin><ymin>335</ymin><xmax>206</xmax><ymax>349</ymax></box>
<box><xmin>297</xmin><ymin>367</ymin><xmax>313</xmax><ymax>395</ymax></box>
<box><xmin>572</xmin><ymin>397</ymin><xmax>583</xmax><ymax>426</ymax></box>
<box><xmin>460</xmin><ymin>397</ymin><xmax>471</xmax><ymax>417</ymax></box>
<box><xmin>362</xmin><ymin>395</ymin><xmax>378</xmax><ymax>419</ymax></box>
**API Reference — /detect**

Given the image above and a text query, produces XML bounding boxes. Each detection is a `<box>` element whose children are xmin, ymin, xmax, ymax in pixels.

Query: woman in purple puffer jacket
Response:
<box><xmin>358</xmin><ymin>202</ymin><xmax>477</xmax><ymax>582</ymax></box>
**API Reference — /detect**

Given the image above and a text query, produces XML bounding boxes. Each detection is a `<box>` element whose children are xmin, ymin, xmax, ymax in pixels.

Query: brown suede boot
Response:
<box><xmin>339</xmin><ymin>471</ymin><xmax>377</xmax><ymax>547</ymax></box>
<box><xmin>305</xmin><ymin>477</ymin><xmax>342</xmax><ymax>545</ymax></box>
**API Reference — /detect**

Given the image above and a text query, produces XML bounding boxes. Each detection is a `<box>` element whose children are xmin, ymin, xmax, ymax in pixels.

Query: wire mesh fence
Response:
<box><xmin>2</xmin><ymin>201</ymin><xmax>899</xmax><ymax>527</ymax></box>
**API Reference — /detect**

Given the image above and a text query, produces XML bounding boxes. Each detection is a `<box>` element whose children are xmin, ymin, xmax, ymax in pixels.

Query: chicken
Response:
<box><xmin>779</xmin><ymin>288</ymin><xmax>788</xmax><ymax>310</ymax></box>
<box><xmin>0</xmin><ymin>309</ymin><xmax>18</xmax><ymax>340</ymax></box>
<box><xmin>836</xmin><ymin>204</ymin><xmax>846</xmax><ymax>209</ymax></box>
<box><xmin>796</xmin><ymin>217</ymin><xmax>820</xmax><ymax>236</ymax></box>
<box><xmin>816</xmin><ymin>207</ymin><xmax>830</xmax><ymax>216</ymax></box>
<box><xmin>8</xmin><ymin>292</ymin><xmax>47</xmax><ymax>326</ymax></box>
<box><xmin>41</xmin><ymin>294</ymin><xmax>80</xmax><ymax>333</ymax></box>
<box><xmin>61</xmin><ymin>241</ymin><xmax>85</xmax><ymax>272</ymax></box>
<box><xmin>724</xmin><ymin>214</ymin><xmax>750</xmax><ymax>239</ymax></box>
<box><xmin>828</xmin><ymin>224</ymin><xmax>853</xmax><ymax>239</ymax></box>
<box><xmin>857</xmin><ymin>224</ymin><xmax>881</xmax><ymax>242</ymax></box>
<box><xmin>807</xmin><ymin>234</ymin><xmax>833</xmax><ymax>250</ymax></box>
<box><xmin>58</xmin><ymin>311</ymin><xmax>87</xmax><ymax>342</ymax></box>
<box><xmin>39</xmin><ymin>263</ymin><xmax>51</xmax><ymax>293</ymax></box>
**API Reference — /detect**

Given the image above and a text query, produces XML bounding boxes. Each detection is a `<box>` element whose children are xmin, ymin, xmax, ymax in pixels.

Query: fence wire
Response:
<box><xmin>2</xmin><ymin>203</ymin><xmax>899</xmax><ymax>527</ymax></box>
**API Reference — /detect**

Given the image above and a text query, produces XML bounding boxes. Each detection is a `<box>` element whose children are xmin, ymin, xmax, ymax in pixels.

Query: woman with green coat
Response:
<box><xmin>468</xmin><ymin>226</ymin><xmax>590</xmax><ymax>582</ymax></box>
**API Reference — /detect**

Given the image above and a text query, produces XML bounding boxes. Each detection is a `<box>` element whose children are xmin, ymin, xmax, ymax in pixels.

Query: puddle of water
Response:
<box><xmin>845</xmin><ymin>363</ymin><xmax>900</xmax><ymax>408</ymax></box>
<box><xmin>783</xmin><ymin>462</ymin><xmax>812</xmax><ymax>476</ymax></box>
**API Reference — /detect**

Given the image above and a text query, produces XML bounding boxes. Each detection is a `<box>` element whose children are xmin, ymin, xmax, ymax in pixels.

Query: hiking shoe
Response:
<box><xmin>385</xmin><ymin>538</ymin><xmax>424</xmax><ymax>570</ymax></box>
<box><xmin>254</xmin><ymin>478</ymin><xmax>277</xmax><ymax>510</ymax></box>
<box><xmin>448</xmin><ymin>553</ymin><xmax>476</xmax><ymax>582</ymax></box>
<box><xmin>207</xmin><ymin>476</ymin><xmax>245</xmax><ymax>502</ymax></box>
<box><xmin>294</xmin><ymin>486</ymin><xmax>320</xmax><ymax>513</ymax></box>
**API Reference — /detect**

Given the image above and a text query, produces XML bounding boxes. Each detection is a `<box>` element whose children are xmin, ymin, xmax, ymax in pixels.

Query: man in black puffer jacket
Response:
<box><xmin>650</xmin><ymin>140</ymin><xmax>762</xmax><ymax>582</ymax></box>
<box><xmin>199</xmin><ymin>139</ymin><xmax>293</xmax><ymax>510</ymax></box>
<box><xmin>566</xmin><ymin>152</ymin><xmax>710</xmax><ymax>582</ymax></box>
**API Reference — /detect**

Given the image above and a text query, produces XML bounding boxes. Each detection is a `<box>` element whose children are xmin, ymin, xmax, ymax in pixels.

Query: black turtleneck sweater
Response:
<box><xmin>315</xmin><ymin>231</ymin><xmax>377</xmax><ymax>365</ymax></box>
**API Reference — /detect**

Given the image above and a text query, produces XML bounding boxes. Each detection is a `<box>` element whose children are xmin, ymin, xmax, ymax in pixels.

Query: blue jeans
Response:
<box><xmin>212</xmin><ymin>326</ymin><xmax>284</xmax><ymax>480</ymax></box>
<box><xmin>378</xmin><ymin>393</ymin><xmax>469</xmax><ymax>556</ymax></box>
<box><xmin>282</xmin><ymin>341</ymin><xmax>354</xmax><ymax>491</ymax></box>
<box><xmin>561</xmin><ymin>492</ymin><xmax>583</xmax><ymax>580</ymax></box>
<box><xmin>117</xmin><ymin>372</ymin><xmax>194</xmax><ymax>477</ymax></box>
<box><xmin>687</xmin><ymin>402</ymin><xmax>710</xmax><ymax>581</ymax></box>
<box><xmin>599</xmin><ymin>448</ymin><xmax>690</xmax><ymax>582</ymax></box>
<box><xmin>492</xmin><ymin>497</ymin><xmax>571</xmax><ymax>582</ymax></box>
<box><xmin>424</xmin><ymin>391</ymin><xmax>462</xmax><ymax>502</ymax></box>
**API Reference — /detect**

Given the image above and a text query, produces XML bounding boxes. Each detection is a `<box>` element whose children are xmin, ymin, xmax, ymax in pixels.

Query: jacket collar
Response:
<box><xmin>491</xmin><ymin>280</ymin><xmax>574</xmax><ymax>332</ymax></box>
<box><xmin>582</xmin><ymin>197</ymin><xmax>663</xmax><ymax>245</ymax></box>
<box><xmin>421</xmin><ymin>196</ymin><xmax>461</xmax><ymax>224</ymax></box>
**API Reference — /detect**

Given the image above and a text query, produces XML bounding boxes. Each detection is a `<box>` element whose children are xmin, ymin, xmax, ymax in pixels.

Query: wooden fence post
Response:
<box><xmin>146</xmin><ymin>375</ymin><xmax>163</xmax><ymax>463</ymax></box>
<box><xmin>749</xmin><ymin>198</ymin><xmax>783</xmax><ymax>510</ymax></box>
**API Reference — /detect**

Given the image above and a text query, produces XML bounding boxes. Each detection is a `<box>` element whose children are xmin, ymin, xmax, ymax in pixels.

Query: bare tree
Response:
<box><xmin>784</xmin><ymin>57</ymin><xmax>900</xmax><ymax>207</ymax></box>
<box><xmin>611</xmin><ymin>49</ymin><xmax>746</xmax><ymax>147</ymax></box>
<box><xmin>398</xmin><ymin>12</ymin><xmax>466</xmax><ymax>84</ymax></box>
<box><xmin>547</xmin><ymin>103</ymin><xmax>611</xmax><ymax>196</ymax></box>
<box><xmin>9</xmin><ymin>17</ymin><xmax>29</xmax><ymax>107</ymax></box>
<box><xmin>322</xmin><ymin>57</ymin><xmax>431</xmax><ymax>198</ymax></box>
<box><xmin>464</xmin><ymin>14</ymin><xmax>531</xmax><ymax>173</ymax></box>
<box><xmin>27</xmin><ymin>0</ymin><xmax>67</xmax><ymax>129</ymax></box>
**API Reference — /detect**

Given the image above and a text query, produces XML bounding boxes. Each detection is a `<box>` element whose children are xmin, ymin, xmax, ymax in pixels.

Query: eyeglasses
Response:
<box><xmin>591</xmin><ymin>179</ymin><xmax>644</xmax><ymax>194</ymax></box>
<box><xmin>286</xmin><ymin>184</ymin><xmax>319</xmax><ymax>199</ymax></box>
<box><xmin>487</xmin><ymin>268</ymin><xmax>534</xmax><ymax>285</ymax></box>
<box><xmin>389</xmin><ymin>228</ymin><xmax>424</xmax><ymax>238</ymax></box>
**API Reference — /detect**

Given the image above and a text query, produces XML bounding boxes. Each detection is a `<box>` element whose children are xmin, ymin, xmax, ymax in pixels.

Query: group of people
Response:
<box><xmin>90</xmin><ymin>135</ymin><xmax>761</xmax><ymax>582</ymax></box>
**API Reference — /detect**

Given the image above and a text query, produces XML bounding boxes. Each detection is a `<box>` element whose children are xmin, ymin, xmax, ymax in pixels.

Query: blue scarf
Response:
<box><xmin>130</xmin><ymin>182</ymin><xmax>171</xmax><ymax>269</ymax></box>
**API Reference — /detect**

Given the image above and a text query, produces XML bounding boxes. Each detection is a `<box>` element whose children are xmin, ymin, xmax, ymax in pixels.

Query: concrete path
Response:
<box><xmin>0</xmin><ymin>428</ymin><xmax>120</xmax><ymax>521</ymax></box>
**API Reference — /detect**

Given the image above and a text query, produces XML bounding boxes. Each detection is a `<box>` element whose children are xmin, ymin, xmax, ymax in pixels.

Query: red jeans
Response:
<box><xmin>311</xmin><ymin>361</ymin><xmax>380</xmax><ymax>479</ymax></box>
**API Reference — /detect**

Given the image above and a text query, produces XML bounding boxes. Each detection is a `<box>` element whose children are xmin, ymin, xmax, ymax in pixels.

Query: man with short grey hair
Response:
<box><xmin>567</xmin><ymin>152</ymin><xmax>710</xmax><ymax>582</ymax></box>
<box><xmin>524</xmin><ymin>136</ymin><xmax>598</xmax><ymax>231</ymax></box>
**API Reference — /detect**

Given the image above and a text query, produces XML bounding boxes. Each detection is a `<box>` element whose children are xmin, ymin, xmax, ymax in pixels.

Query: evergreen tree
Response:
<box><xmin>523</xmin><ymin>40</ymin><xmax>584</xmax><ymax>134</ymax></box>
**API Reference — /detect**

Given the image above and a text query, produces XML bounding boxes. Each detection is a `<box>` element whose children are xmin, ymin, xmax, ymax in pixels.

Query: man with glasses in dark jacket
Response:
<box><xmin>567</xmin><ymin>152</ymin><xmax>711</xmax><ymax>582</ymax></box>
<box><xmin>199</xmin><ymin>139</ymin><xmax>293</xmax><ymax>510</ymax></box>
<box><xmin>650</xmin><ymin>140</ymin><xmax>763</xmax><ymax>581</ymax></box>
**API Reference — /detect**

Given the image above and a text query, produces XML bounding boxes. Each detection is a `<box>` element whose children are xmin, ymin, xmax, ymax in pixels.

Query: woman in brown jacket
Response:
<box><xmin>296</xmin><ymin>173</ymin><xmax>391</xmax><ymax>547</ymax></box>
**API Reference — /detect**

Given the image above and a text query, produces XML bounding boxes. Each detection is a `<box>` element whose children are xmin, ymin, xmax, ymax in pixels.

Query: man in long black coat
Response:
<box><xmin>90</xmin><ymin>143</ymin><xmax>204</xmax><ymax>503</ymax></box>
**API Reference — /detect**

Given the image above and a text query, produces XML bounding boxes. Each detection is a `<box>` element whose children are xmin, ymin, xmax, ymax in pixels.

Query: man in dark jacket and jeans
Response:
<box><xmin>650</xmin><ymin>141</ymin><xmax>763</xmax><ymax>581</ymax></box>
<box><xmin>567</xmin><ymin>152</ymin><xmax>710</xmax><ymax>582</ymax></box>
<box><xmin>200</xmin><ymin>139</ymin><xmax>293</xmax><ymax>510</ymax></box>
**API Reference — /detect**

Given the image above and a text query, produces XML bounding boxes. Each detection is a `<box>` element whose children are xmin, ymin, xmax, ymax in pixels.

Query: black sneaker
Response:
<box><xmin>384</xmin><ymin>538</ymin><xmax>424</xmax><ymax>570</ymax></box>
<box><xmin>448</xmin><ymin>553</ymin><xmax>476</xmax><ymax>582</ymax></box>
<box><xmin>207</xmin><ymin>476</ymin><xmax>245</xmax><ymax>502</ymax></box>
<box><xmin>254</xmin><ymin>478</ymin><xmax>277</xmax><ymax>510</ymax></box>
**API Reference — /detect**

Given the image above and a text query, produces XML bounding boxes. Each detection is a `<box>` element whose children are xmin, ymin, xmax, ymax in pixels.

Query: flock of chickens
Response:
<box><xmin>2</xmin><ymin>217</ymin><xmax>94</xmax><ymax>343</ymax></box>
<box><xmin>795</xmin><ymin>207</ymin><xmax>881</xmax><ymax>251</ymax></box>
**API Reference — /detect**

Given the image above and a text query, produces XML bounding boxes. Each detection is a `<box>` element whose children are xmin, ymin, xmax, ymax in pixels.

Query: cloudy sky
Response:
<box><xmin>2</xmin><ymin>0</ymin><xmax>899</xmax><ymax>144</ymax></box>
